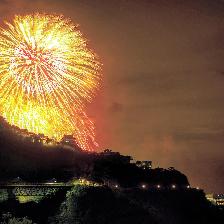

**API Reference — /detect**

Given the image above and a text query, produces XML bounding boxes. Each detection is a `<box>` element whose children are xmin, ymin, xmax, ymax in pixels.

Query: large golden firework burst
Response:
<box><xmin>0</xmin><ymin>13</ymin><xmax>101</xmax><ymax>150</ymax></box>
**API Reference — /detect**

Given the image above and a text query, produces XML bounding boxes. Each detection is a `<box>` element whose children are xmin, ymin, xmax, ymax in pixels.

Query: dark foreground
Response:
<box><xmin>0</xmin><ymin>185</ymin><xmax>224</xmax><ymax>224</ymax></box>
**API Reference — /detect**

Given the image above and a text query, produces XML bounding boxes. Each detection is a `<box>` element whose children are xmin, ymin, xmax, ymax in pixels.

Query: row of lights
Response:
<box><xmin>141</xmin><ymin>184</ymin><xmax>191</xmax><ymax>189</ymax></box>
<box><xmin>114</xmin><ymin>184</ymin><xmax>195</xmax><ymax>190</ymax></box>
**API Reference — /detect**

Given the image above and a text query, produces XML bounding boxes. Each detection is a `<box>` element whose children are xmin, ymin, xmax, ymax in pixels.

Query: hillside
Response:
<box><xmin>0</xmin><ymin>117</ymin><xmax>189</xmax><ymax>189</ymax></box>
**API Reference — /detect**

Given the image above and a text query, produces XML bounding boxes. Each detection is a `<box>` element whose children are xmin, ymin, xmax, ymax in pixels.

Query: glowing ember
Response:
<box><xmin>0</xmin><ymin>13</ymin><xmax>101</xmax><ymax>150</ymax></box>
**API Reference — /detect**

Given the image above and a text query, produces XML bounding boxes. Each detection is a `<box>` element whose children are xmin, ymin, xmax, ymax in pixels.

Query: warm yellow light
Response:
<box><xmin>0</xmin><ymin>13</ymin><xmax>101</xmax><ymax>150</ymax></box>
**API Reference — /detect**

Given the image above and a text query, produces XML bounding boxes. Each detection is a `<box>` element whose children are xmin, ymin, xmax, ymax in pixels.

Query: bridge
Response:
<box><xmin>0</xmin><ymin>183</ymin><xmax>73</xmax><ymax>198</ymax></box>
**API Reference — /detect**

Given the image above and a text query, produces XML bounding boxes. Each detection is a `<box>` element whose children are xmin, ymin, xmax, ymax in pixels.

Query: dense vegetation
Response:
<box><xmin>1</xmin><ymin>185</ymin><xmax>224</xmax><ymax>224</ymax></box>
<box><xmin>51</xmin><ymin>185</ymin><xmax>224</xmax><ymax>224</ymax></box>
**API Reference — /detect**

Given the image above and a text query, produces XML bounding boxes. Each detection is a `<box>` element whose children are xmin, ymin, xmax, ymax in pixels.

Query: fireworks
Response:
<box><xmin>0</xmin><ymin>13</ymin><xmax>101</xmax><ymax>150</ymax></box>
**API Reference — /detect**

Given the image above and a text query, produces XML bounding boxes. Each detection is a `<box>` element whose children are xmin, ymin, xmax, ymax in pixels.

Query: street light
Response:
<box><xmin>157</xmin><ymin>184</ymin><xmax>161</xmax><ymax>189</ymax></box>
<box><xmin>142</xmin><ymin>184</ymin><xmax>146</xmax><ymax>189</ymax></box>
<box><xmin>171</xmin><ymin>184</ymin><xmax>176</xmax><ymax>189</ymax></box>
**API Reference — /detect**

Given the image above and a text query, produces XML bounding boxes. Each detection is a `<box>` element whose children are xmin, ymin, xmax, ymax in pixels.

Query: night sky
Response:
<box><xmin>1</xmin><ymin>0</ymin><xmax>224</xmax><ymax>193</ymax></box>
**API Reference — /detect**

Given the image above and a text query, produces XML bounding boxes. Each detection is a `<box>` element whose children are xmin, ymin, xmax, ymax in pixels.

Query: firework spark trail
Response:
<box><xmin>0</xmin><ymin>13</ymin><xmax>101</xmax><ymax>150</ymax></box>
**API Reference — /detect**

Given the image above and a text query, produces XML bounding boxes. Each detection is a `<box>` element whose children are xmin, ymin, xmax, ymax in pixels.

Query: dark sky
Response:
<box><xmin>1</xmin><ymin>0</ymin><xmax>224</xmax><ymax>193</ymax></box>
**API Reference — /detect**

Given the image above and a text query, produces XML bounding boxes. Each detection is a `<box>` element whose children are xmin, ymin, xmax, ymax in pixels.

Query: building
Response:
<box><xmin>61</xmin><ymin>135</ymin><xmax>78</xmax><ymax>148</ymax></box>
<box><xmin>206</xmin><ymin>193</ymin><xmax>224</xmax><ymax>206</ymax></box>
<box><xmin>101</xmin><ymin>149</ymin><xmax>133</xmax><ymax>164</ymax></box>
<box><xmin>136</xmin><ymin>160</ymin><xmax>152</xmax><ymax>169</ymax></box>
<box><xmin>214</xmin><ymin>194</ymin><xmax>224</xmax><ymax>206</ymax></box>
